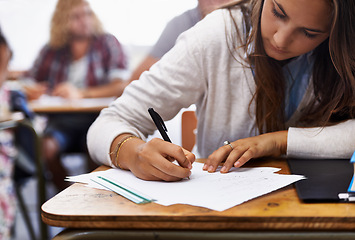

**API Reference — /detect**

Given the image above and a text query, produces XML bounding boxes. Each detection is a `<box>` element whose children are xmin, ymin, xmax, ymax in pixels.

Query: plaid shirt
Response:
<box><xmin>27</xmin><ymin>33</ymin><xmax>128</xmax><ymax>89</ymax></box>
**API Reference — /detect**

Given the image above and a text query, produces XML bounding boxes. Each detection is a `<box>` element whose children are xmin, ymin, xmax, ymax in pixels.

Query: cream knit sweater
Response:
<box><xmin>87</xmin><ymin>9</ymin><xmax>355</xmax><ymax>167</ymax></box>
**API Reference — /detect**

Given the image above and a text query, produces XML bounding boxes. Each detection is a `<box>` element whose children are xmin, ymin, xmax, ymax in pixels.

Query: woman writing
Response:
<box><xmin>88</xmin><ymin>0</ymin><xmax>355</xmax><ymax>181</ymax></box>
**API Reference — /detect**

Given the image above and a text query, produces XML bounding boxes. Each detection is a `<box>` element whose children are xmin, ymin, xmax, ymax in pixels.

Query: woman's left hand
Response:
<box><xmin>203</xmin><ymin>130</ymin><xmax>288</xmax><ymax>173</ymax></box>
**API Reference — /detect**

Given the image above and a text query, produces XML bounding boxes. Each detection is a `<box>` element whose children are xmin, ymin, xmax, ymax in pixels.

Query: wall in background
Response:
<box><xmin>0</xmin><ymin>0</ymin><xmax>197</xmax><ymax>71</ymax></box>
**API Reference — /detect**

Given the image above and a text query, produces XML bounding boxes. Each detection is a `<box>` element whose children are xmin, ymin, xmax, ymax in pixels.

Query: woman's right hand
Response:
<box><xmin>112</xmin><ymin>135</ymin><xmax>195</xmax><ymax>181</ymax></box>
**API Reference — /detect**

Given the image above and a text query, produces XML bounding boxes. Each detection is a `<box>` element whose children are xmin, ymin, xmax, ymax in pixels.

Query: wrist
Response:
<box><xmin>120</xmin><ymin>137</ymin><xmax>144</xmax><ymax>170</ymax></box>
<box><xmin>110</xmin><ymin>134</ymin><xmax>143</xmax><ymax>170</ymax></box>
<box><xmin>278</xmin><ymin>130</ymin><xmax>288</xmax><ymax>155</ymax></box>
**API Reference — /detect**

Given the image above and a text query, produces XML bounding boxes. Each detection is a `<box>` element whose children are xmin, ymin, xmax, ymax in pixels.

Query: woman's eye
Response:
<box><xmin>303</xmin><ymin>30</ymin><xmax>317</xmax><ymax>39</ymax></box>
<box><xmin>272</xmin><ymin>7</ymin><xmax>286</xmax><ymax>20</ymax></box>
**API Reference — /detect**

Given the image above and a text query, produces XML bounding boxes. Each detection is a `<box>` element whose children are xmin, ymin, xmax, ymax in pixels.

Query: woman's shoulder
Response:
<box><xmin>92</xmin><ymin>33</ymin><xmax>124</xmax><ymax>52</ymax></box>
<box><xmin>209</xmin><ymin>7</ymin><xmax>244</xmax><ymax>22</ymax></box>
<box><xmin>36</xmin><ymin>43</ymin><xmax>67</xmax><ymax>59</ymax></box>
<box><xmin>95</xmin><ymin>33</ymin><xmax>120</xmax><ymax>44</ymax></box>
<box><xmin>175</xmin><ymin>7</ymin><xmax>246</xmax><ymax>60</ymax></box>
<box><xmin>184</xmin><ymin>8</ymin><xmax>245</xmax><ymax>45</ymax></box>
<box><xmin>200</xmin><ymin>8</ymin><xmax>244</xmax><ymax>31</ymax></box>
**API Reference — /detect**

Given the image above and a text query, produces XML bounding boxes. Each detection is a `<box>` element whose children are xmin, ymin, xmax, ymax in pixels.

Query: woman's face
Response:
<box><xmin>67</xmin><ymin>3</ymin><xmax>94</xmax><ymax>39</ymax></box>
<box><xmin>261</xmin><ymin>0</ymin><xmax>332</xmax><ymax>61</ymax></box>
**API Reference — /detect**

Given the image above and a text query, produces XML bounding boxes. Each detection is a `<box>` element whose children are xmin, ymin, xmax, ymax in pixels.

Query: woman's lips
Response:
<box><xmin>268</xmin><ymin>41</ymin><xmax>288</xmax><ymax>54</ymax></box>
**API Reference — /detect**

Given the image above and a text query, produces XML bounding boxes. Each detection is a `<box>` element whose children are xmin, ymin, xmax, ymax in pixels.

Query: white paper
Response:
<box><xmin>66</xmin><ymin>162</ymin><xmax>305</xmax><ymax>211</ymax></box>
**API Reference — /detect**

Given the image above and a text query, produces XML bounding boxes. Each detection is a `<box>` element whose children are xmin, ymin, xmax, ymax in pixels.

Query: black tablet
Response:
<box><xmin>287</xmin><ymin>158</ymin><xmax>353</xmax><ymax>202</ymax></box>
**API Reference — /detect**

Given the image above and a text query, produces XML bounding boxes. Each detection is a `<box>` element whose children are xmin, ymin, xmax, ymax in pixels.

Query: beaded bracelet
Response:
<box><xmin>110</xmin><ymin>135</ymin><xmax>138</xmax><ymax>169</ymax></box>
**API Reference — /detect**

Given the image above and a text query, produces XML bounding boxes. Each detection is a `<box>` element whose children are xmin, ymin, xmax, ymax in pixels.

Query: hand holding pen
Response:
<box><xmin>109</xmin><ymin>108</ymin><xmax>195</xmax><ymax>182</ymax></box>
<box><xmin>148</xmin><ymin>108</ymin><xmax>195</xmax><ymax>178</ymax></box>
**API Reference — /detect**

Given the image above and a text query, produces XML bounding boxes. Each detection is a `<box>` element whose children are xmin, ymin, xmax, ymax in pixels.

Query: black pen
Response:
<box><xmin>148</xmin><ymin>108</ymin><xmax>171</xmax><ymax>142</ymax></box>
<box><xmin>148</xmin><ymin>108</ymin><xmax>191</xmax><ymax>179</ymax></box>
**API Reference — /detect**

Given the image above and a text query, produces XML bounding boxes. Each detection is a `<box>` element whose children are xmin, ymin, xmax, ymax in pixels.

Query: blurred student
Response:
<box><xmin>22</xmin><ymin>0</ymin><xmax>128</xmax><ymax>191</ymax></box>
<box><xmin>0</xmin><ymin>27</ymin><xmax>16</xmax><ymax>240</ymax></box>
<box><xmin>128</xmin><ymin>0</ymin><xmax>233</xmax><ymax>82</ymax></box>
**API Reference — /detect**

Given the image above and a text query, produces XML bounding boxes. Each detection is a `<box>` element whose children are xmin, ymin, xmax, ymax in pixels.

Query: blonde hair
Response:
<box><xmin>50</xmin><ymin>0</ymin><xmax>103</xmax><ymax>48</ymax></box>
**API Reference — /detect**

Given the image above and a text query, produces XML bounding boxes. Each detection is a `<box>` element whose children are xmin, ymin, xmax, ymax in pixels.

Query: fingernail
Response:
<box><xmin>221</xmin><ymin>166</ymin><xmax>227</xmax><ymax>172</ymax></box>
<box><xmin>203</xmin><ymin>164</ymin><xmax>208</xmax><ymax>170</ymax></box>
<box><xmin>208</xmin><ymin>165</ymin><xmax>214</xmax><ymax>172</ymax></box>
<box><xmin>235</xmin><ymin>161</ymin><xmax>241</xmax><ymax>168</ymax></box>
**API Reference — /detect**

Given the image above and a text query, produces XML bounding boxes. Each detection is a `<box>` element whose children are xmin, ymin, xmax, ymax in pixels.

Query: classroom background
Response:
<box><xmin>0</xmin><ymin>0</ymin><xmax>196</xmax><ymax>72</ymax></box>
<box><xmin>0</xmin><ymin>0</ymin><xmax>196</xmax><ymax>239</ymax></box>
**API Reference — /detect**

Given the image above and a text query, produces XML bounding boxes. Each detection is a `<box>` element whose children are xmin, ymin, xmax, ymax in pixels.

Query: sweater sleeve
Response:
<box><xmin>87</xmin><ymin>14</ymin><xmax>211</xmax><ymax>167</ymax></box>
<box><xmin>287</xmin><ymin>119</ymin><xmax>355</xmax><ymax>159</ymax></box>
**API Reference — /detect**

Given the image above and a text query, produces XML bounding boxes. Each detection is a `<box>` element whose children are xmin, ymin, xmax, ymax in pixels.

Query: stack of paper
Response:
<box><xmin>66</xmin><ymin>162</ymin><xmax>305</xmax><ymax>211</ymax></box>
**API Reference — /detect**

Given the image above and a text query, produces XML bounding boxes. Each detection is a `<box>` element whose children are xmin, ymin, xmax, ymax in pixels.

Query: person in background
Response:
<box><xmin>87</xmin><ymin>0</ymin><xmax>355</xmax><ymax>181</ymax></box>
<box><xmin>128</xmin><ymin>0</ymin><xmax>233</xmax><ymax>82</ymax></box>
<box><xmin>0</xmin><ymin>27</ymin><xmax>16</xmax><ymax>240</ymax></box>
<box><xmin>22</xmin><ymin>0</ymin><xmax>128</xmax><ymax>191</ymax></box>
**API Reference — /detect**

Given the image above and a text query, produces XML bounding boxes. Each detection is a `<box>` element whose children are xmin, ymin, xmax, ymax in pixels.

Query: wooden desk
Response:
<box><xmin>29</xmin><ymin>97</ymin><xmax>114</xmax><ymax>113</ymax></box>
<box><xmin>42</xmin><ymin>158</ymin><xmax>355</xmax><ymax>239</ymax></box>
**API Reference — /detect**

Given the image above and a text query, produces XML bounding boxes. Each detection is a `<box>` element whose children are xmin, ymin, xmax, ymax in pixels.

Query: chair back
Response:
<box><xmin>181</xmin><ymin>111</ymin><xmax>197</xmax><ymax>152</ymax></box>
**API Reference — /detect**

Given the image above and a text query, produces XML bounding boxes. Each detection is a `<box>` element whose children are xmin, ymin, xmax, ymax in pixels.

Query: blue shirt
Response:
<box><xmin>283</xmin><ymin>51</ymin><xmax>314</xmax><ymax>120</ymax></box>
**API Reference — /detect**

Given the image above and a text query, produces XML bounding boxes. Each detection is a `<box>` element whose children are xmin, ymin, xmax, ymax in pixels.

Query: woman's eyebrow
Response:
<box><xmin>273</xmin><ymin>0</ymin><xmax>287</xmax><ymax>17</ymax></box>
<box><xmin>273</xmin><ymin>0</ymin><xmax>327</xmax><ymax>34</ymax></box>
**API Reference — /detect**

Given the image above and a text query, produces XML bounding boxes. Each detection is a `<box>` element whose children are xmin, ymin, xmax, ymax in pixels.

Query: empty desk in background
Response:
<box><xmin>41</xmin><ymin>158</ymin><xmax>355</xmax><ymax>240</ymax></box>
<box><xmin>28</xmin><ymin>96</ymin><xmax>115</xmax><ymax>188</ymax></box>
<box><xmin>29</xmin><ymin>96</ymin><xmax>114</xmax><ymax>114</ymax></box>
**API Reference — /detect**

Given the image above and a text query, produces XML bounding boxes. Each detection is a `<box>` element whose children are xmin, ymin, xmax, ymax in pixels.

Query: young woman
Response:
<box><xmin>22</xmin><ymin>0</ymin><xmax>128</xmax><ymax>191</ymax></box>
<box><xmin>87</xmin><ymin>0</ymin><xmax>355</xmax><ymax>181</ymax></box>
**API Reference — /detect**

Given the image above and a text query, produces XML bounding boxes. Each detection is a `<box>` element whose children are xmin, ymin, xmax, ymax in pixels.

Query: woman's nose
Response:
<box><xmin>273</xmin><ymin>26</ymin><xmax>293</xmax><ymax>49</ymax></box>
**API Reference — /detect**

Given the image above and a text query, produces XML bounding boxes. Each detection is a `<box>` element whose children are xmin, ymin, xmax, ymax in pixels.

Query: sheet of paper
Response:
<box><xmin>66</xmin><ymin>162</ymin><xmax>305</xmax><ymax>211</ymax></box>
